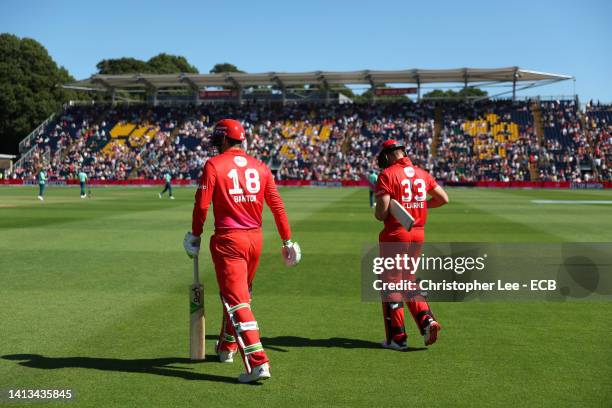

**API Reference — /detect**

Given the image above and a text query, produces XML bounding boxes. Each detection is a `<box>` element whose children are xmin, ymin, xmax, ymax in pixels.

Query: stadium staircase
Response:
<box><xmin>431</xmin><ymin>104</ymin><xmax>442</xmax><ymax>158</ymax></box>
<box><xmin>531</xmin><ymin>100</ymin><xmax>544</xmax><ymax>144</ymax></box>
<box><xmin>578</xmin><ymin>111</ymin><xmax>599</xmax><ymax>179</ymax></box>
<box><xmin>342</xmin><ymin>126</ymin><xmax>354</xmax><ymax>156</ymax></box>
<box><xmin>528</xmin><ymin>162</ymin><xmax>539</xmax><ymax>181</ymax></box>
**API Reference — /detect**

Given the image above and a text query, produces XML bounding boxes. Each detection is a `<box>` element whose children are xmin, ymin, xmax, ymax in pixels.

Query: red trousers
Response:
<box><xmin>210</xmin><ymin>229</ymin><xmax>267</xmax><ymax>372</ymax></box>
<box><xmin>379</xmin><ymin>227</ymin><xmax>435</xmax><ymax>344</ymax></box>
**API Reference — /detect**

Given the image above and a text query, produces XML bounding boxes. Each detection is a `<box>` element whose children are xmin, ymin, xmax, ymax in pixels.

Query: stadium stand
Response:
<box><xmin>9</xmin><ymin>100</ymin><xmax>611</xmax><ymax>183</ymax></box>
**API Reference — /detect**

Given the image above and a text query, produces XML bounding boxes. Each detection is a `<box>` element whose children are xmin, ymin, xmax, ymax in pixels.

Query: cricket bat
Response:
<box><xmin>189</xmin><ymin>255</ymin><xmax>205</xmax><ymax>360</ymax></box>
<box><xmin>389</xmin><ymin>199</ymin><xmax>415</xmax><ymax>231</ymax></box>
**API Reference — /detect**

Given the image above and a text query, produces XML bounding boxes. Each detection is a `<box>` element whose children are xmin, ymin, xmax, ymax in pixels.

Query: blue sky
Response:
<box><xmin>2</xmin><ymin>0</ymin><xmax>611</xmax><ymax>101</ymax></box>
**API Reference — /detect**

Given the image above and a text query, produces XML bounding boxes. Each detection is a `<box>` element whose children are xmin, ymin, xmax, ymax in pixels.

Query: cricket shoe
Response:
<box><xmin>215</xmin><ymin>341</ymin><xmax>235</xmax><ymax>363</ymax></box>
<box><xmin>238</xmin><ymin>363</ymin><xmax>271</xmax><ymax>383</ymax></box>
<box><xmin>170</xmin><ymin>196</ymin><xmax>175</xmax><ymax>200</ymax></box>
<box><xmin>37</xmin><ymin>196</ymin><xmax>44</xmax><ymax>201</ymax></box>
<box><xmin>158</xmin><ymin>193</ymin><xmax>162</xmax><ymax>198</ymax></box>
<box><xmin>423</xmin><ymin>319</ymin><xmax>441</xmax><ymax>346</ymax></box>
<box><xmin>381</xmin><ymin>339</ymin><xmax>408</xmax><ymax>351</ymax></box>
<box><xmin>218</xmin><ymin>350</ymin><xmax>235</xmax><ymax>363</ymax></box>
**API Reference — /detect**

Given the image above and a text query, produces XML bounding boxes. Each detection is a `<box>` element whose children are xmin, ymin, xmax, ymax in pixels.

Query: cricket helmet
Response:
<box><xmin>377</xmin><ymin>139</ymin><xmax>406</xmax><ymax>169</ymax></box>
<box><xmin>213</xmin><ymin>119</ymin><xmax>246</xmax><ymax>142</ymax></box>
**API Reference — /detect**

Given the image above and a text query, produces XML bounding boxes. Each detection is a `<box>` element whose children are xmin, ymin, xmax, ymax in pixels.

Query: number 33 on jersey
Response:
<box><xmin>375</xmin><ymin>157</ymin><xmax>438</xmax><ymax>230</ymax></box>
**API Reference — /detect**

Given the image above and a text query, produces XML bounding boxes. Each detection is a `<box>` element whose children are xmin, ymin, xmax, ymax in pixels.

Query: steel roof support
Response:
<box><xmin>225</xmin><ymin>74</ymin><xmax>243</xmax><ymax>104</ymax></box>
<box><xmin>272</xmin><ymin>74</ymin><xmax>286</xmax><ymax>105</ymax></box>
<box><xmin>181</xmin><ymin>75</ymin><xmax>201</xmax><ymax>105</ymax></box>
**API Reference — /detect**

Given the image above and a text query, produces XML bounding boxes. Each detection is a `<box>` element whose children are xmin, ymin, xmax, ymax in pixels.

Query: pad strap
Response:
<box><xmin>228</xmin><ymin>303</ymin><xmax>250</xmax><ymax>314</ymax></box>
<box><xmin>243</xmin><ymin>342</ymin><xmax>264</xmax><ymax>355</ymax></box>
<box><xmin>235</xmin><ymin>321</ymin><xmax>259</xmax><ymax>332</ymax></box>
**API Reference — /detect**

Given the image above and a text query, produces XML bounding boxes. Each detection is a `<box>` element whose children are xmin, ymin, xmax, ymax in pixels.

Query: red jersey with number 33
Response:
<box><xmin>376</xmin><ymin>157</ymin><xmax>438</xmax><ymax>231</ymax></box>
<box><xmin>192</xmin><ymin>148</ymin><xmax>291</xmax><ymax>240</ymax></box>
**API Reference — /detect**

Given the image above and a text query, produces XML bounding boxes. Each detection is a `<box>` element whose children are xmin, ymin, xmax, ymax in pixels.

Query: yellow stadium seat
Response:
<box><xmin>110</xmin><ymin>123</ymin><xmax>136</xmax><ymax>138</ymax></box>
<box><xmin>130</xmin><ymin>126</ymin><xmax>148</xmax><ymax>139</ymax></box>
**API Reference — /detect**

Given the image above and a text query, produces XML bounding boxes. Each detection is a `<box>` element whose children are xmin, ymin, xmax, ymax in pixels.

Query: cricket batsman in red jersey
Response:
<box><xmin>183</xmin><ymin>119</ymin><xmax>301</xmax><ymax>383</ymax></box>
<box><xmin>374</xmin><ymin>140</ymin><xmax>449</xmax><ymax>350</ymax></box>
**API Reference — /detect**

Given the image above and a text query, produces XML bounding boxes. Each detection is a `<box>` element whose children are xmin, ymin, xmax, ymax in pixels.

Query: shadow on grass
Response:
<box><xmin>1</xmin><ymin>354</ymin><xmax>236</xmax><ymax>384</ymax></box>
<box><xmin>205</xmin><ymin>335</ymin><xmax>427</xmax><ymax>352</ymax></box>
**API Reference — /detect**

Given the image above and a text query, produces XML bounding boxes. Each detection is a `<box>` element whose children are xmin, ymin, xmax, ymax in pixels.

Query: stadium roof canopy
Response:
<box><xmin>65</xmin><ymin>67</ymin><xmax>572</xmax><ymax>93</ymax></box>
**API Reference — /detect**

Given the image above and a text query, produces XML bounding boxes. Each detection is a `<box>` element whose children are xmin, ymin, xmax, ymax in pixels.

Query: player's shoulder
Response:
<box><xmin>244</xmin><ymin>153</ymin><xmax>270</xmax><ymax>172</ymax></box>
<box><xmin>243</xmin><ymin>151</ymin><xmax>264</xmax><ymax>165</ymax></box>
<box><xmin>380</xmin><ymin>166</ymin><xmax>397</xmax><ymax>178</ymax></box>
<box><xmin>203</xmin><ymin>156</ymin><xmax>219</xmax><ymax>172</ymax></box>
<box><xmin>381</xmin><ymin>162</ymin><xmax>407</xmax><ymax>179</ymax></box>
<box><xmin>413</xmin><ymin>165</ymin><xmax>433</xmax><ymax>179</ymax></box>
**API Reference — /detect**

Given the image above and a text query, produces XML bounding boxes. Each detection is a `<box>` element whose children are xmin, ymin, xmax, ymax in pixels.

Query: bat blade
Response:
<box><xmin>390</xmin><ymin>199</ymin><xmax>415</xmax><ymax>231</ymax></box>
<box><xmin>189</xmin><ymin>283</ymin><xmax>205</xmax><ymax>360</ymax></box>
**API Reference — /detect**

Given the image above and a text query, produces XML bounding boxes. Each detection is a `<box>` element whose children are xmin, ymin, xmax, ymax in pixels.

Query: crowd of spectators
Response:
<box><xmin>10</xmin><ymin>100</ymin><xmax>611</xmax><ymax>183</ymax></box>
<box><xmin>585</xmin><ymin>101</ymin><xmax>612</xmax><ymax>179</ymax></box>
<box><xmin>433</xmin><ymin>101</ymin><xmax>535</xmax><ymax>181</ymax></box>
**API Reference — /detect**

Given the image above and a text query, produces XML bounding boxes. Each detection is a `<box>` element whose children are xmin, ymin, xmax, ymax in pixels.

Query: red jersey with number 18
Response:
<box><xmin>376</xmin><ymin>157</ymin><xmax>438</xmax><ymax>232</ymax></box>
<box><xmin>192</xmin><ymin>148</ymin><xmax>291</xmax><ymax>240</ymax></box>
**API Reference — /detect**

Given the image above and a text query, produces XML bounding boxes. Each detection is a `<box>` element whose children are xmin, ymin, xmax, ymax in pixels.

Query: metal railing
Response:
<box><xmin>18</xmin><ymin>112</ymin><xmax>57</xmax><ymax>153</ymax></box>
<box><xmin>14</xmin><ymin>147</ymin><xmax>37</xmax><ymax>169</ymax></box>
<box><xmin>535</xmin><ymin>95</ymin><xmax>578</xmax><ymax>102</ymax></box>
<box><xmin>14</xmin><ymin>146</ymin><xmax>50</xmax><ymax>170</ymax></box>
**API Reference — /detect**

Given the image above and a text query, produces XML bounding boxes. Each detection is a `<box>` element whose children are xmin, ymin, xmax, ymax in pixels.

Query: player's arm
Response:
<box><xmin>264</xmin><ymin>168</ymin><xmax>301</xmax><ymax>266</ymax></box>
<box><xmin>264</xmin><ymin>168</ymin><xmax>291</xmax><ymax>241</ymax></box>
<box><xmin>374</xmin><ymin>171</ymin><xmax>391</xmax><ymax>221</ymax></box>
<box><xmin>192</xmin><ymin>161</ymin><xmax>216</xmax><ymax>236</ymax></box>
<box><xmin>184</xmin><ymin>161</ymin><xmax>216</xmax><ymax>258</ymax></box>
<box><xmin>427</xmin><ymin>185</ymin><xmax>449</xmax><ymax>209</ymax></box>
<box><xmin>375</xmin><ymin>194</ymin><xmax>391</xmax><ymax>221</ymax></box>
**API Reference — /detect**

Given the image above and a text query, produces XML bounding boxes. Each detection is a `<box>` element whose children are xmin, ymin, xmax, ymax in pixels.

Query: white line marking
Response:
<box><xmin>531</xmin><ymin>200</ymin><xmax>612</xmax><ymax>205</ymax></box>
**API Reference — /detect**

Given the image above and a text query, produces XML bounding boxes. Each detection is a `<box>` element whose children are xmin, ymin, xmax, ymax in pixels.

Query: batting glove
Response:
<box><xmin>282</xmin><ymin>240</ymin><xmax>301</xmax><ymax>267</ymax></box>
<box><xmin>183</xmin><ymin>232</ymin><xmax>201</xmax><ymax>258</ymax></box>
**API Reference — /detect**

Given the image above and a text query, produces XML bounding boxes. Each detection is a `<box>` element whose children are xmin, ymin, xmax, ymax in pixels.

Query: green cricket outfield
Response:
<box><xmin>1</xmin><ymin>186</ymin><xmax>611</xmax><ymax>407</ymax></box>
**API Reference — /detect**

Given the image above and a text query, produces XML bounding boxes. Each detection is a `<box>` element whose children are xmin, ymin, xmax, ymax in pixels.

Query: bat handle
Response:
<box><xmin>193</xmin><ymin>255</ymin><xmax>200</xmax><ymax>285</ymax></box>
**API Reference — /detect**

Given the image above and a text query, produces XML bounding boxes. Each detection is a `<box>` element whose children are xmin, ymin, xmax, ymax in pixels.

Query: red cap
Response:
<box><xmin>213</xmin><ymin>119</ymin><xmax>246</xmax><ymax>141</ymax></box>
<box><xmin>381</xmin><ymin>139</ymin><xmax>399</xmax><ymax>150</ymax></box>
